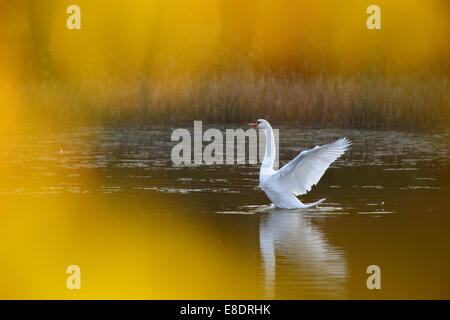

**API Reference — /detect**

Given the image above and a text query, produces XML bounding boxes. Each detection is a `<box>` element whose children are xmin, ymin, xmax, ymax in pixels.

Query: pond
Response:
<box><xmin>0</xmin><ymin>126</ymin><xmax>448</xmax><ymax>299</ymax></box>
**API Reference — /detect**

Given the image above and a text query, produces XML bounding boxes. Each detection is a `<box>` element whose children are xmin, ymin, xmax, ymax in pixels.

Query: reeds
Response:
<box><xmin>22</xmin><ymin>68</ymin><xmax>449</xmax><ymax>131</ymax></box>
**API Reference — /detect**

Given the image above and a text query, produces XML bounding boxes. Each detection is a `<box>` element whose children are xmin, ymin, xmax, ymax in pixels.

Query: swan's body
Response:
<box><xmin>249</xmin><ymin>119</ymin><xmax>351</xmax><ymax>209</ymax></box>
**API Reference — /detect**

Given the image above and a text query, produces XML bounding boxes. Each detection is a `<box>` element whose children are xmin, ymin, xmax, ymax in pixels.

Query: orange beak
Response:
<box><xmin>248</xmin><ymin>122</ymin><xmax>258</xmax><ymax>126</ymax></box>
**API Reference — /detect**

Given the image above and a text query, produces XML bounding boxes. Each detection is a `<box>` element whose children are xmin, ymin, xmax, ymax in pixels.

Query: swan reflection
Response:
<box><xmin>259</xmin><ymin>207</ymin><xmax>348</xmax><ymax>299</ymax></box>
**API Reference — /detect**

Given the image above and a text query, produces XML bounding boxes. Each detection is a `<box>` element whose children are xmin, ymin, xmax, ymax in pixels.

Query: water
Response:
<box><xmin>0</xmin><ymin>126</ymin><xmax>449</xmax><ymax>299</ymax></box>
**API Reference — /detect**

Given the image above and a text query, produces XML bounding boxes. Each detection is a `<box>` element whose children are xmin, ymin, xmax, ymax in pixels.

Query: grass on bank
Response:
<box><xmin>22</xmin><ymin>69</ymin><xmax>449</xmax><ymax>131</ymax></box>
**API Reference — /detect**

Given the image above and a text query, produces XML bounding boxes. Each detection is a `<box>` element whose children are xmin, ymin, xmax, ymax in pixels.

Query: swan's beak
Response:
<box><xmin>248</xmin><ymin>122</ymin><xmax>258</xmax><ymax>126</ymax></box>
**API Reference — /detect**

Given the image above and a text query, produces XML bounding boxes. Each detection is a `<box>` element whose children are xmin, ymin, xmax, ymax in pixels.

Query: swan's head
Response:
<box><xmin>248</xmin><ymin>119</ymin><xmax>270</xmax><ymax>129</ymax></box>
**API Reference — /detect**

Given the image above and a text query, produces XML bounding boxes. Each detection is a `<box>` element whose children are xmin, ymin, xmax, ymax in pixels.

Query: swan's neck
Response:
<box><xmin>261</xmin><ymin>125</ymin><xmax>276</xmax><ymax>172</ymax></box>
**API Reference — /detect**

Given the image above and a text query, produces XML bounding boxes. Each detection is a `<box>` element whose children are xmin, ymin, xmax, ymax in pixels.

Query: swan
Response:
<box><xmin>248</xmin><ymin>119</ymin><xmax>351</xmax><ymax>209</ymax></box>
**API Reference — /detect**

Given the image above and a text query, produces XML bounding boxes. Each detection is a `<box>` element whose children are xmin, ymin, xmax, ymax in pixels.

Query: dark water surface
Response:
<box><xmin>0</xmin><ymin>126</ymin><xmax>449</xmax><ymax>299</ymax></box>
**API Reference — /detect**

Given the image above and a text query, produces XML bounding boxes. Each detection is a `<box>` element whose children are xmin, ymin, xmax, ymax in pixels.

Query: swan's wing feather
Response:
<box><xmin>275</xmin><ymin>138</ymin><xmax>351</xmax><ymax>195</ymax></box>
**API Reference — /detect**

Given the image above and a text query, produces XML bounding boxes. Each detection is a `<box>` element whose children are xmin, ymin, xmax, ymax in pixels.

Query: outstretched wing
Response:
<box><xmin>273</xmin><ymin>138</ymin><xmax>351</xmax><ymax>196</ymax></box>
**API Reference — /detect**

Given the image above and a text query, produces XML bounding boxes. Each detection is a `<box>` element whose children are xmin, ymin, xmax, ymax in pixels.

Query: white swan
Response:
<box><xmin>249</xmin><ymin>119</ymin><xmax>351</xmax><ymax>209</ymax></box>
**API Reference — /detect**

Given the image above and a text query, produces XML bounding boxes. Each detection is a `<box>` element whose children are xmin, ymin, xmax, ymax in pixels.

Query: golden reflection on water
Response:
<box><xmin>0</xmin><ymin>128</ymin><xmax>449</xmax><ymax>299</ymax></box>
<box><xmin>0</xmin><ymin>194</ymin><xmax>261</xmax><ymax>299</ymax></box>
